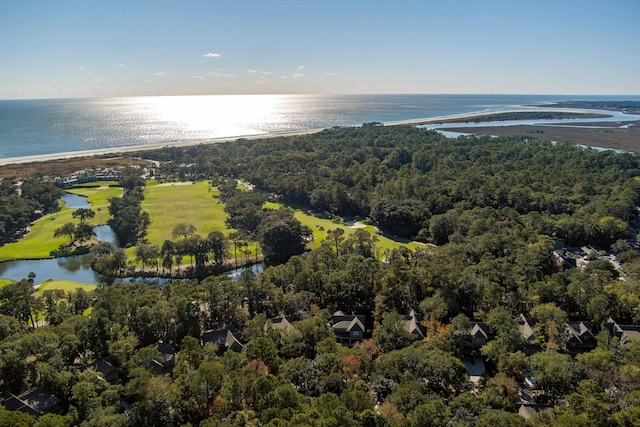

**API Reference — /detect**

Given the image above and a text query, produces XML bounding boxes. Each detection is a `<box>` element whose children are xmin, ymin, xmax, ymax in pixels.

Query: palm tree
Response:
<box><xmin>228</xmin><ymin>231</ymin><xmax>246</xmax><ymax>268</ymax></box>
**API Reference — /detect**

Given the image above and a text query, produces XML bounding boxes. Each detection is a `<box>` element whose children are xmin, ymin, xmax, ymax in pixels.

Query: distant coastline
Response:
<box><xmin>1</xmin><ymin>95</ymin><xmax>639</xmax><ymax>169</ymax></box>
<box><xmin>0</xmin><ymin>108</ymin><xmax>595</xmax><ymax>167</ymax></box>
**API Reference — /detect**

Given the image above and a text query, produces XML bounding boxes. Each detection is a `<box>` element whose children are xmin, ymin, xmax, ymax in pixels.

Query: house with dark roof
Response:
<box><xmin>605</xmin><ymin>318</ymin><xmax>640</xmax><ymax>344</ymax></box>
<box><xmin>454</xmin><ymin>321</ymin><xmax>489</xmax><ymax>355</ymax></box>
<box><xmin>331</xmin><ymin>312</ymin><xmax>366</xmax><ymax>346</ymax></box>
<box><xmin>151</xmin><ymin>341</ymin><xmax>177</xmax><ymax>374</ymax></box>
<box><xmin>82</xmin><ymin>359</ymin><xmax>119</xmax><ymax>384</ymax></box>
<box><xmin>404</xmin><ymin>310</ymin><xmax>425</xmax><ymax>340</ymax></box>
<box><xmin>2</xmin><ymin>387</ymin><xmax>62</xmax><ymax>417</ymax></box>
<box><xmin>202</xmin><ymin>327</ymin><xmax>244</xmax><ymax>353</ymax></box>
<box><xmin>470</xmin><ymin>322</ymin><xmax>489</xmax><ymax>350</ymax></box>
<box><xmin>564</xmin><ymin>321</ymin><xmax>596</xmax><ymax>354</ymax></box>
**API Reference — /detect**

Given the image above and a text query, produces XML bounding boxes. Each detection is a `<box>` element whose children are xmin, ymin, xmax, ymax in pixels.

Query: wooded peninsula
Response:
<box><xmin>2</xmin><ymin>125</ymin><xmax>640</xmax><ymax>426</ymax></box>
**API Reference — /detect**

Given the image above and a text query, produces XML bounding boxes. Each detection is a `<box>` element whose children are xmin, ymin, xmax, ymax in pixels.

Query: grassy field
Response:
<box><xmin>0</xmin><ymin>209</ymin><xmax>75</xmax><ymax>261</ymax></box>
<box><xmin>37</xmin><ymin>280</ymin><xmax>96</xmax><ymax>294</ymax></box>
<box><xmin>141</xmin><ymin>181</ymin><xmax>231</xmax><ymax>246</ymax></box>
<box><xmin>0</xmin><ymin>278</ymin><xmax>14</xmax><ymax>288</ymax></box>
<box><xmin>0</xmin><ymin>185</ymin><xmax>122</xmax><ymax>262</ymax></box>
<box><xmin>264</xmin><ymin>201</ymin><xmax>423</xmax><ymax>253</ymax></box>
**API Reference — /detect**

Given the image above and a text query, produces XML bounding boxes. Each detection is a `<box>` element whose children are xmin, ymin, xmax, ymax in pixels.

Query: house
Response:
<box><xmin>82</xmin><ymin>359</ymin><xmax>119</xmax><ymax>384</ymax></box>
<box><xmin>331</xmin><ymin>311</ymin><xmax>366</xmax><ymax>346</ymax></box>
<box><xmin>404</xmin><ymin>310</ymin><xmax>425</xmax><ymax>340</ymax></box>
<box><xmin>2</xmin><ymin>387</ymin><xmax>62</xmax><ymax>416</ymax></box>
<box><xmin>564</xmin><ymin>321</ymin><xmax>596</xmax><ymax>354</ymax></box>
<box><xmin>202</xmin><ymin>327</ymin><xmax>243</xmax><ymax>353</ymax></box>
<box><xmin>455</xmin><ymin>321</ymin><xmax>489</xmax><ymax>355</ymax></box>
<box><xmin>266</xmin><ymin>315</ymin><xmax>295</xmax><ymax>334</ymax></box>
<box><xmin>470</xmin><ymin>322</ymin><xmax>489</xmax><ymax>349</ymax></box>
<box><xmin>518</xmin><ymin>404</ymin><xmax>552</xmax><ymax>420</ymax></box>
<box><xmin>151</xmin><ymin>341</ymin><xmax>177</xmax><ymax>374</ymax></box>
<box><xmin>605</xmin><ymin>318</ymin><xmax>640</xmax><ymax>344</ymax></box>
<box><xmin>516</xmin><ymin>314</ymin><xmax>540</xmax><ymax>355</ymax></box>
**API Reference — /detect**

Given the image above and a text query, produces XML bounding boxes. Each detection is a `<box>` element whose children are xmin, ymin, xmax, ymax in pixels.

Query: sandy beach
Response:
<box><xmin>0</xmin><ymin>127</ymin><xmax>335</xmax><ymax>167</ymax></box>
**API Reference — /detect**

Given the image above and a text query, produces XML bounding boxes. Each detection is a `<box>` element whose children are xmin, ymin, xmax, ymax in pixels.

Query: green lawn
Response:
<box><xmin>37</xmin><ymin>280</ymin><xmax>96</xmax><ymax>294</ymax></box>
<box><xmin>0</xmin><ymin>278</ymin><xmax>14</xmax><ymax>288</ymax></box>
<box><xmin>142</xmin><ymin>181</ymin><xmax>231</xmax><ymax>246</ymax></box>
<box><xmin>0</xmin><ymin>209</ymin><xmax>76</xmax><ymax>261</ymax></box>
<box><xmin>264</xmin><ymin>201</ymin><xmax>423</xmax><ymax>254</ymax></box>
<box><xmin>69</xmin><ymin>181</ymin><xmax>119</xmax><ymax>188</ymax></box>
<box><xmin>0</xmin><ymin>185</ymin><xmax>122</xmax><ymax>262</ymax></box>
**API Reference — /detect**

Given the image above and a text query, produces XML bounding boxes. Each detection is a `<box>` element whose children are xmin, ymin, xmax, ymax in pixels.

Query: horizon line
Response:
<box><xmin>3</xmin><ymin>93</ymin><xmax>640</xmax><ymax>102</ymax></box>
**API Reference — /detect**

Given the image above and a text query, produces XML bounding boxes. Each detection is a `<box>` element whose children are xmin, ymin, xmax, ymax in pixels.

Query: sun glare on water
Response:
<box><xmin>125</xmin><ymin>94</ymin><xmax>290</xmax><ymax>138</ymax></box>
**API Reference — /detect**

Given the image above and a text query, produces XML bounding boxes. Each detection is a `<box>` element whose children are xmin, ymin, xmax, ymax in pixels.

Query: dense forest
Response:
<box><xmin>3</xmin><ymin>126</ymin><xmax>640</xmax><ymax>425</ymax></box>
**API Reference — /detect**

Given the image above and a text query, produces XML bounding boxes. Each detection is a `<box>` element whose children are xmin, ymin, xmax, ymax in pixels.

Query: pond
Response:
<box><xmin>60</xmin><ymin>192</ymin><xmax>91</xmax><ymax>209</ymax></box>
<box><xmin>0</xmin><ymin>225</ymin><xmax>118</xmax><ymax>284</ymax></box>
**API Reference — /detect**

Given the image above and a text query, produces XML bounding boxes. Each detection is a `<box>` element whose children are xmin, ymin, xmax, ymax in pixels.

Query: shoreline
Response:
<box><xmin>0</xmin><ymin>107</ymin><xmax>634</xmax><ymax>167</ymax></box>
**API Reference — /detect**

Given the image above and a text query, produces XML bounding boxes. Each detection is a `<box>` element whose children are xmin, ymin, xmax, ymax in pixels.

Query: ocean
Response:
<box><xmin>0</xmin><ymin>94</ymin><xmax>638</xmax><ymax>162</ymax></box>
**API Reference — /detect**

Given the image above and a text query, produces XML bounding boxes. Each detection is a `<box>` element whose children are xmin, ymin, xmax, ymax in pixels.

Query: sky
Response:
<box><xmin>1</xmin><ymin>0</ymin><xmax>639</xmax><ymax>99</ymax></box>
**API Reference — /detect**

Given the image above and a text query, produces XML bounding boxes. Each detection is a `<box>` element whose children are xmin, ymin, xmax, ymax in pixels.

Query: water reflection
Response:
<box><xmin>60</xmin><ymin>192</ymin><xmax>90</xmax><ymax>209</ymax></box>
<box><xmin>0</xmin><ymin>254</ymin><xmax>100</xmax><ymax>284</ymax></box>
<box><xmin>0</xmin><ymin>225</ymin><xmax>117</xmax><ymax>284</ymax></box>
<box><xmin>226</xmin><ymin>263</ymin><xmax>264</xmax><ymax>280</ymax></box>
<box><xmin>0</xmin><ymin>220</ymin><xmax>261</xmax><ymax>285</ymax></box>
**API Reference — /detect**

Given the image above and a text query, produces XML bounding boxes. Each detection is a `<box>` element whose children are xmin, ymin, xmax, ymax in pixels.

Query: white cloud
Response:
<box><xmin>156</xmin><ymin>72</ymin><xmax>167</xmax><ymax>76</ymax></box>
<box><xmin>145</xmin><ymin>79</ymin><xmax>154</xmax><ymax>83</ymax></box>
<box><xmin>248</xmin><ymin>69</ymin><xmax>257</xmax><ymax>73</ymax></box>
<box><xmin>262</xmin><ymin>71</ymin><xmax>272</xmax><ymax>75</ymax></box>
<box><xmin>298</xmin><ymin>65</ymin><xmax>306</xmax><ymax>70</ymax></box>
<box><xmin>208</xmin><ymin>71</ymin><xmax>234</xmax><ymax>77</ymax></box>
<box><xmin>326</xmin><ymin>72</ymin><xmax>336</xmax><ymax>76</ymax></box>
<box><xmin>203</xmin><ymin>52</ymin><xmax>221</xmax><ymax>58</ymax></box>
<box><xmin>193</xmin><ymin>75</ymin><xmax>204</xmax><ymax>79</ymax></box>
<box><xmin>280</xmin><ymin>75</ymin><xmax>290</xmax><ymax>79</ymax></box>
<box><xmin>117</xmin><ymin>64</ymin><xmax>125</xmax><ymax>67</ymax></box>
<box><xmin>292</xmin><ymin>72</ymin><xmax>304</xmax><ymax>79</ymax></box>
<box><xmin>259</xmin><ymin>77</ymin><xmax>269</xmax><ymax>82</ymax></box>
<box><xmin>80</xmin><ymin>66</ymin><xmax>85</xmax><ymax>71</ymax></box>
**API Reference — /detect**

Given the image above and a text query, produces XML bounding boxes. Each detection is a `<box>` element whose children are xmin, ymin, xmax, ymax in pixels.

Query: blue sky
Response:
<box><xmin>1</xmin><ymin>0</ymin><xmax>639</xmax><ymax>99</ymax></box>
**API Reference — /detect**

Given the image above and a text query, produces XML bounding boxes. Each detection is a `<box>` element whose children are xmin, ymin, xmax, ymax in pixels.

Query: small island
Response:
<box><xmin>426</xmin><ymin>110</ymin><xmax>609</xmax><ymax>124</ymax></box>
